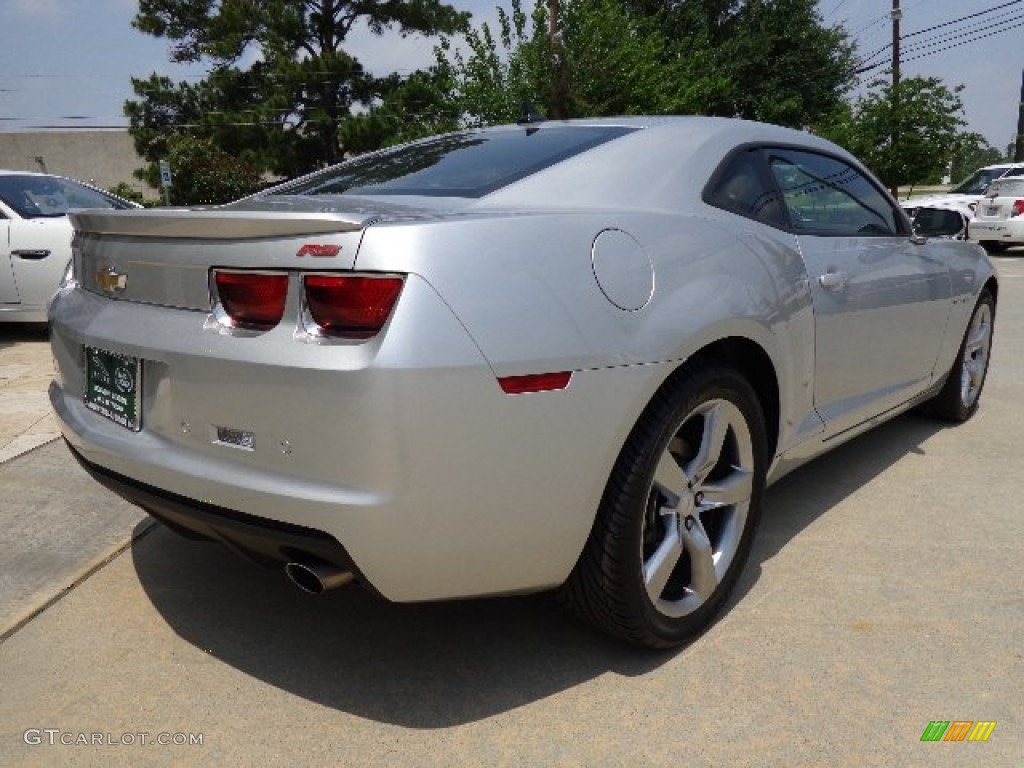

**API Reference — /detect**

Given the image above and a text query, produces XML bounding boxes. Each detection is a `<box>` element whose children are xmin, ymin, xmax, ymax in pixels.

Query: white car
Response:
<box><xmin>969</xmin><ymin>175</ymin><xmax>1024</xmax><ymax>252</ymax></box>
<box><xmin>902</xmin><ymin>162</ymin><xmax>1024</xmax><ymax>218</ymax></box>
<box><xmin>1</xmin><ymin>171</ymin><xmax>137</xmax><ymax>322</ymax></box>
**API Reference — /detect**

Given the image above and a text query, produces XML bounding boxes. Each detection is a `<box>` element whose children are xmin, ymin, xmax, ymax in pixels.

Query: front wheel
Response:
<box><xmin>561</xmin><ymin>363</ymin><xmax>767</xmax><ymax>648</ymax></box>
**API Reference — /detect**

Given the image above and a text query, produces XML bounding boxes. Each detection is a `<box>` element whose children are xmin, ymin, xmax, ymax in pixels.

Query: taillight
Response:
<box><xmin>213</xmin><ymin>270</ymin><xmax>288</xmax><ymax>330</ymax></box>
<box><xmin>1012</xmin><ymin>200</ymin><xmax>1024</xmax><ymax>217</ymax></box>
<box><xmin>302</xmin><ymin>275</ymin><xmax>404</xmax><ymax>338</ymax></box>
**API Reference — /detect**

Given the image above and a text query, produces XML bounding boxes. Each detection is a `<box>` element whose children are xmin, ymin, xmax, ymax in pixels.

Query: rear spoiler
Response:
<box><xmin>69</xmin><ymin>208</ymin><xmax>375</xmax><ymax>240</ymax></box>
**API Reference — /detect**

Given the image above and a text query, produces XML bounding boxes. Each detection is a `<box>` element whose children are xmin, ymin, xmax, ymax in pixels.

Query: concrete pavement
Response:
<box><xmin>1</xmin><ymin>258</ymin><xmax>1022</xmax><ymax>766</ymax></box>
<box><xmin>0</xmin><ymin>324</ymin><xmax>61</xmax><ymax>464</ymax></box>
<box><xmin>0</xmin><ymin>323</ymin><xmax>149</xmax><ymax>637</ymax></box>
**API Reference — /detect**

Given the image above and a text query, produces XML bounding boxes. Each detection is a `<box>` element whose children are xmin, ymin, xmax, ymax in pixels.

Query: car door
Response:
<box><xmin>0</xmin><ymin>212</ymin><xmax>19</xmax><ymax>304</ymax></box>
<box><xmin>765</xmin><ymin>147</ymin><xmax>952</xmax><ymax>436</ymax></box>
<box><xmin>6</xmin><ymin>216</ymin><xmax>73</xmax><ymax>309</ymax></box>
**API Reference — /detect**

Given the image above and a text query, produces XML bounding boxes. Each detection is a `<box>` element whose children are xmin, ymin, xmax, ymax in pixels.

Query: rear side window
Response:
<box><xmin>274</xmin><ymin>125</ymin><xmax>637</xmax><ymax>199</ymax></box>
<box><xmin>767</xmin><ymin>149</ymin><xmax>899</xmax><ymax>236</ymax></box>
<box><xmin>706</xmin><ymin>150</ymin><xmax>786</xmax><ymax>227</ymax></box>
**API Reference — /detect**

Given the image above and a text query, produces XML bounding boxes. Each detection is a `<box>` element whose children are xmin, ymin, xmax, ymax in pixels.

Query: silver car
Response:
<box><xmin>48</xmin><ymin>118</ymin><xmax>997</xmax><ymax>648</ymax></box>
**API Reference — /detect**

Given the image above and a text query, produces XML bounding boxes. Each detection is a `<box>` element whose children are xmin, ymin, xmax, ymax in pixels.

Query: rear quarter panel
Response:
<box><xmin>354</xmin><ymin>210</ymin><xmax>818</xmax><ymax>463</ymax></box>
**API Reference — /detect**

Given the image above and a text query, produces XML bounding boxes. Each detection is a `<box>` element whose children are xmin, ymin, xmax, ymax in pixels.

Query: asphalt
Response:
<box><xmin>1</xmin><ymin>257</ymin><xmax>1022</xmax><ymax>766</ymax></box>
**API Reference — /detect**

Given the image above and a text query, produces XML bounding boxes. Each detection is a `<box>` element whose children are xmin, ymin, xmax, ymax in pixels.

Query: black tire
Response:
<box><xmin>560</xmin><ymin>363</ymin><xmax>767</xmax><ymax>649</ymax></box>
<box><xmin>925</xmin><ymin>290</ymin><xmax>995</xmax><ymax>422</ymax></box>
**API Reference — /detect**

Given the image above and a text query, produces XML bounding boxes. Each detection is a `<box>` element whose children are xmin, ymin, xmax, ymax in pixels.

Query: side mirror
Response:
<box><xmin>912</xmin><ymin>208</ymin><xmax>966</xmax><ymax>240</ymax></box>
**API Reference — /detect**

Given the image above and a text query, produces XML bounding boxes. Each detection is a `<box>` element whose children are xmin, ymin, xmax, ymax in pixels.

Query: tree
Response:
<box><xmin>438</xmin><ymin>0</ymin><xmax>854</xmax><ymax>130</ymax></box>
<box><xmin>436</xmin><ymin>0</ymin><xmax>719</xmax><ymax>126</ymax></box>
<box><xmin>157</xmin><ymin>135</ymin><xmax>263</xmax><ymax>205</ymax></box>
<box><xmin>948</xmin><ymin>132</ymin><xmax>1004</xmax><ymax>184</ymax></box>
<box><xmin>621</xmin><ymin>0</ymin><xmax>857</xmax><ymax>128</ymax></box>
<box><xmin>127</xmin><ymin>0</ymin><xmax>468</xmax><ymax>181</ymax></box>
<box><xmin>819</xmin><ymin>77</ymin><xmax>966</xmax><ymax>190</ymax></box>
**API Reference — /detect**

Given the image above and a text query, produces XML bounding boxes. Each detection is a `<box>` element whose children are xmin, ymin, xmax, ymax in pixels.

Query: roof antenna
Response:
<box><xmin>518</xmin><ymin>101</ymin><xmax>546</xmax><ymax>128</ymax></box>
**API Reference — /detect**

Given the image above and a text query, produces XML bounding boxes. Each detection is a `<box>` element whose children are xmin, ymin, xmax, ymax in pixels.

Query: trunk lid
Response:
<box><xmin>70</xmin><ymin>206</ymin><xmax>381</xmax><ymax>311</ymax></box>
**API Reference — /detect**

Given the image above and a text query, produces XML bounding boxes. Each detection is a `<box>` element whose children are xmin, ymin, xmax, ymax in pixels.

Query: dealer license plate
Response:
<box><xmin>84</xmin><ymin>347</ymin><xmax>142</xmax><ymax>431</ymax></box>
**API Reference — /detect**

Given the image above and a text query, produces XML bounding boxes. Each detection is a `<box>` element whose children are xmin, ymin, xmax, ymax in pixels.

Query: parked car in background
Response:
<box><xmin>1</xmin><ymin>171</ymin><xmax>137</xmax><ymax>322</ymax></box>
<box><xmin>969</xmin><ymin>175</ymin><xmax>1024</xmax><ymax>252</ymax></box>
<box><xmin>902</xmin><ymin>161</ymin><xmax>1024</xmax><ymax>218</ymax></box>
<box><xmin>49</xmin><ymin>117</ymin><xmax>997</xmax><ymax>648</ymax></box>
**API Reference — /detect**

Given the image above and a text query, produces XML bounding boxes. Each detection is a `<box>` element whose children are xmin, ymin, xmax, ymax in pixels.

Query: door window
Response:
<box><xmin>767</xmin><ymin>149</ymin><xmax>899</xmax><ymax>236</ymax></box>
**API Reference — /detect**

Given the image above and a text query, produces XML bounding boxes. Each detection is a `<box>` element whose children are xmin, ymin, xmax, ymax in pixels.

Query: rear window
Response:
<box><xmin>986</xmin><ymin>178</ymin><xmax>1024</xmax><ymax>197</ymax></box>
<box><xmin>272</xmin><ymin>125</ymin><xmax>637</xmax><ymax>199</ymax></box>
<box><xmin>950</xmin><ymin>166</ymin><xmax>1014</xmax><ymax>195</ymax></box>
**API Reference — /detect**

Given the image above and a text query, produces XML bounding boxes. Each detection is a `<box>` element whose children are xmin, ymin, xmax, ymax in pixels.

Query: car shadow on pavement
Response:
<box><xmin>130</xmin><ymin>410</ymin><xmax>948</xmax><ymax>728</ymax></box>
<box><xmin>131</xmin><ymin>521</ymin><xmax>669</xmax><ymax>728</ymax></box>
<box><xmin>731</xmin><ymin>410</ymin><xmax>948</xmax><ymax>608</ymax></box>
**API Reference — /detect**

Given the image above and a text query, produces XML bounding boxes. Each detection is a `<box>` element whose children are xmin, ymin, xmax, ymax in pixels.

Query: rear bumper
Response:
<box><xmin>66</xmin><ymin>439</ymin><xmax>373</xmax><ymax>586</ymax></box>
<box><xmin>48</xmin><ymin>281</ymin><xmax>668</xmax><ymax>602</ymax></box>
<box><xmin>969</xmin><ymin>219</ymin><xmax>1024</xmax><ymax>244</ymax></box>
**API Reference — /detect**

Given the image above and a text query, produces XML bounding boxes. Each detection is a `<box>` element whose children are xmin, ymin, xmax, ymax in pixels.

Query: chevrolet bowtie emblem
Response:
<box><xmin>96</xmin><ymin>266</ymin><xmax>127</xmax><ymax>293</ymax></box>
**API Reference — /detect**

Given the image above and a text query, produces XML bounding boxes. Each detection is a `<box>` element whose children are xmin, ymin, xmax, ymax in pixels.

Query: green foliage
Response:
<box><xmin>127</xmin><ymin>0</ymin><xmax>469</xmax><ymax>180</ymax></box>
<box><xmin>620</xmin><ymin>0</ymin><xmax>857</xmax><ymax>127</ymax></box>
<box><xmin>104</xmin><ymin>182</ymin><xmax>161</xmax><ymax>208</ymax></box>
<box><xmin>438</xmin><ymin>0</ymin><xmax>855</xmax><ymax>129</ymax></box>
<box><xmin>437</xmin><ymin>0</ymin><xmax>723</xmax><ymax>126</ymax></box>
<box><xmin>949</xmin><ymin>133</ymin><xmax>1005</xmax><ymax>184</ymax></box>
<box><xmin>135</xmin><ymin>135</ymin><xmax>262</xmax><ymax>205</ymax></box>
<box><xmin>819</xmin><ymin>77</ymin><xmax>967</xmax><ymax>189</ymax></box>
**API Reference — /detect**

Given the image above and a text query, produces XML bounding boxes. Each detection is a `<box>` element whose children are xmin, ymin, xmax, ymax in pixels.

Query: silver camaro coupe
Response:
<box><xmin>48</xmin><ymin>117</ymin><xmax>997</xmax><ymax>648</ymax></box>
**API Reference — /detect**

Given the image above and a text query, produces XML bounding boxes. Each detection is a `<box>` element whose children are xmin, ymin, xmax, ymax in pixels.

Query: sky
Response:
<box><xmin>0</xmin><ymin>0</ymin><xmax>1021</xmax><ymax>150</ymax></box>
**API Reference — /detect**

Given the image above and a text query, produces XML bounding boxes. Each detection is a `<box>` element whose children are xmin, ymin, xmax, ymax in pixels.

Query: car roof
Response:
<box><xmin>475</xmin><ymin>116</ymin><xmax>854</xmax><ymax>212</ymax></box>
<box><xmin>979</xmin><ymin>162</ymin><xmax>1024</xmax><ymax>171</ymax></box>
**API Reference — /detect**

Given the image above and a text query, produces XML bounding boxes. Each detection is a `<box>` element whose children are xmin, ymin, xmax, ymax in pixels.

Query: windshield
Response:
<box><xmin>272</xmin><ymin>125</ymin><xmax>637</xmax><ymax>199</ymax></box>
<box><xmin>949</xmin><ymin>167</ymin><xmax>1012</xmax><ymax>195</ymax></box>
<box><xmin>0</xmin><ymin>174</ymin><xmax>133</xmax><ymax>219</ymax></box>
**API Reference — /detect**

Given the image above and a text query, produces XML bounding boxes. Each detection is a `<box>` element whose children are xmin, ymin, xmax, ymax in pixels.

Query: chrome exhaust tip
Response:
<box><xmin>284</xmin><ymin>562</ymin><xmax>355</xmax><ymax>594</ymax></box>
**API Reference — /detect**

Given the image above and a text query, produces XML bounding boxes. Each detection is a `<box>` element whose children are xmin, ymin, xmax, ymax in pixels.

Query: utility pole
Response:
<box><xmin>548</xmin><ymin>0</ymin><xmax>568</xmax><ymax>119</ymax></box>
<box><xmin>1015</xmin><ymin>68</ymin><xmax>1024</xmax><ymax>162</ymax></box>
<box><xmin>891</xmin><ymin>0</ymin><xmax>901</xmax><ymax>93</ymax></box>
<box><xmin>890</xmin><ymin>0</ymin><xmax>902</xmax><ymax>196</ymax></box>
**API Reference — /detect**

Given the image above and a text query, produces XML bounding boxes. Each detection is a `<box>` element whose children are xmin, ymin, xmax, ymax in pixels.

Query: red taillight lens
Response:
<box><xmin>497</xmin><ymin>371</ymin><xmax>572</xmax><ymax>394</ymax></box>
<box><xmin>303</xmin><ymin>275</ymin><xmax>404</xmax><ymax>338</ymax></box>
<box><xmin>213</xmin><ymin>270</ymin><xmax>288</xmax><ymax>329</ymax></box>
<box><xmin>1012</xmin><ymin>199</ymin><xmax>1024</xmax><ymax>217</ymax></box>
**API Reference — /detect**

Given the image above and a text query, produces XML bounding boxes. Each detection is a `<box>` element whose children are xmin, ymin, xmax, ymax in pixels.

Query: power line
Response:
<box><xmin>902</xmin><ymin>19</ymin><xmax>1024</xmax><ymax>64</ymax></box>
<box><xmin>855</xmin><ymin>9</ymin><xmax>1024</xmax><ymax>74</ymax></box>
<box><xmin>903</xmin><ymin>0</ymin><xmax>1021</xmax><ymax>38</ymax></box>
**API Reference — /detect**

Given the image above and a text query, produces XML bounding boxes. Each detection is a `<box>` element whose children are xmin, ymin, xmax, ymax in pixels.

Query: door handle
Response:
<box><xmin>819</xmin><ymin>270</ymin><xmax>848</xmax><ymax>292</ymax></box>
<box><xmin>12</xmin><ymin>249</ymin><xmax>51</xmax><ymax>260</ymax></box>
